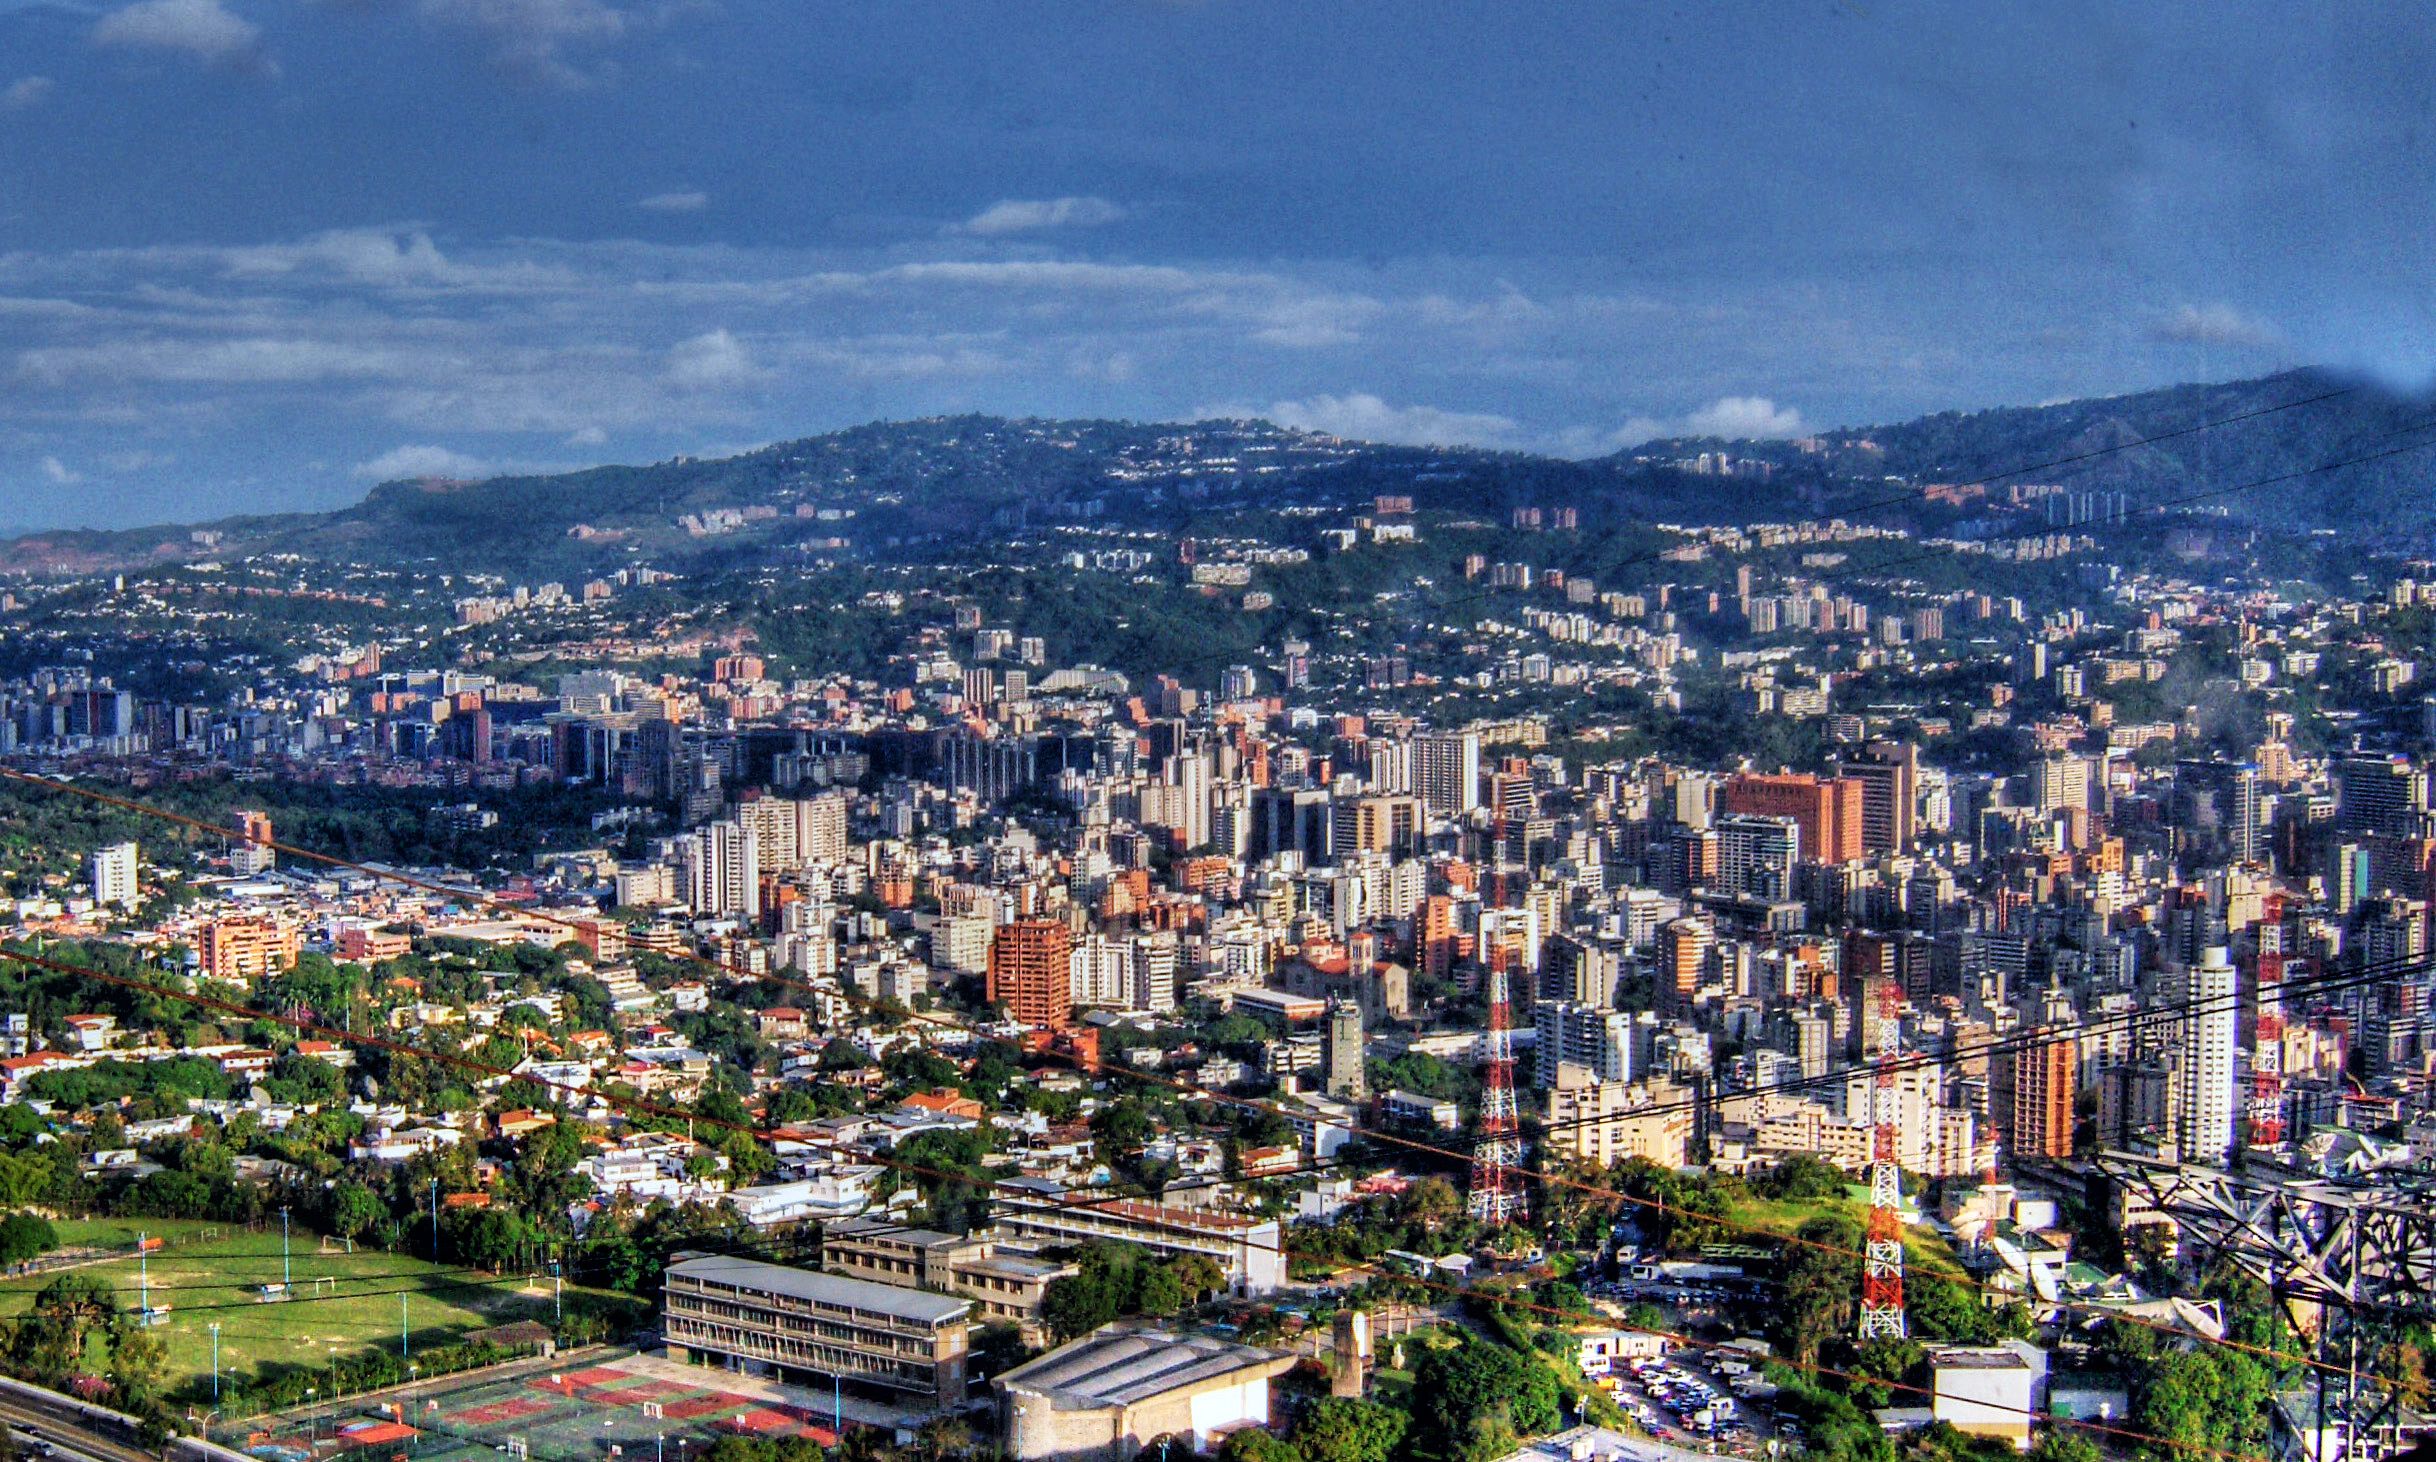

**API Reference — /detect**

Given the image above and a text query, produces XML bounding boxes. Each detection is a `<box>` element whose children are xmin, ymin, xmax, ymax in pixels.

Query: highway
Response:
<box><xmin>0</xmin><ymin>1393</ymin><xmax>160</xmax><ymax>1462</ymax></box>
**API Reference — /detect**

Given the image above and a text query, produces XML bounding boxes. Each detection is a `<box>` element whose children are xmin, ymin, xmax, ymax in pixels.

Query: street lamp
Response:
<box><xmin>305</xmin><ymin>1386</ymin><xmax>317</xmax><ymax>1444</ymax></box>
<box><xmin>209</xmin><ymin>1322</ymin><xmax>221</xmax><ymax>1401</ymax></box>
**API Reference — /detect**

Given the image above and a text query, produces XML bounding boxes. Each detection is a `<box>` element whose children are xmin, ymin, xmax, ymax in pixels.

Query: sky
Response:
<box><xmin>0</xmin><ymin>0</ymin><xmax>2429</xmax><ymax>531</ymax></box>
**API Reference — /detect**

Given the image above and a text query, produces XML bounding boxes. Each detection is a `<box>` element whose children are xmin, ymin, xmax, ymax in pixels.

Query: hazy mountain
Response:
<box><xmin>4</xmin><ymin>370</ymin><xmax>2431</xmax><ymax>579</ymax></box>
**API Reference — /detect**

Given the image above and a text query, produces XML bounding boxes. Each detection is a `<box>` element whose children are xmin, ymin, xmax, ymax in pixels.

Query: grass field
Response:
<box><xmin>0</xmin><ymin>1222</ymin><xmax>598</xmax><ymax>1398</ymax></box>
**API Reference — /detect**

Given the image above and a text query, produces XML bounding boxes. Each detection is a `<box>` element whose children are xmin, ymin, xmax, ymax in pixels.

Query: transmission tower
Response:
<box><xmin>1857</xmin><ymin>975</ymin><xmax>1907</xmax><ymax>1340</ymax></box>
<box><xmin>1468</xmin><ymin>955</ymin><xmax>1526</xmax><ymax>1225</ymax></box>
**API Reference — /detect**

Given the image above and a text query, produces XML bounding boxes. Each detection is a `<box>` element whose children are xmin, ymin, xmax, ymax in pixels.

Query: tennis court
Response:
<box><xmin>235</xmin><ymin>1350</ymin><xmax>850</xmax><ymax>1462</ymax></box>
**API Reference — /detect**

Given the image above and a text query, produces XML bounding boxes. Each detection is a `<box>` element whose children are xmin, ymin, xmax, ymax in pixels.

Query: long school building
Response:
<box><xmin>661</xmin><ymin>1253</ymin><xmax>972</xmax><ymax>1408</ymax></box>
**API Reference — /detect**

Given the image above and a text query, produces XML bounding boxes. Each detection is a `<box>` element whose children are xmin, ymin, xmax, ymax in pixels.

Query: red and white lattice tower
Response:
<box><xmin>1857</xmin><ymin>975</ymin><xmax>1907</xmax><ymax>1340</ymax></box>
<box><xmin>1468</xmin><ymin>956</ymin><xmax>1526</xmax><ymax>1225</ymax></box>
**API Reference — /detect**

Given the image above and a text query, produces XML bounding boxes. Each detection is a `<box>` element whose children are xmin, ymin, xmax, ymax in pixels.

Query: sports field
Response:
<box><xmin>251</xmin><ymin>1350</ymin><xmax>854</xmax><ymax>1462</ymax></box>
<box><xmin>0</xmin><ymin>1220</ymin><xmax>588</xmax><ymax>1397</ymax></box>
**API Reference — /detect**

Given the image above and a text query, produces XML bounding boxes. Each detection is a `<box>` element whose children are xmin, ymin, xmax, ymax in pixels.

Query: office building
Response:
<box><xmin>1721</xmin><ymin>771</ymin><xmax>1863</xmax><ymax>864</ymax></box>
<box><xmin>2166</xmin><ymin>947</ymin><xmax>2239</xmax><ymax>1163</ymax></box>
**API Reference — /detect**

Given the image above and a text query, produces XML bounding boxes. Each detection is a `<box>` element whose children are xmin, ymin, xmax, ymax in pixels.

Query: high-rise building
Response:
<box><xmin>1324</xmin><ymin>1000</ymin><xmax>1367</xmax><ymax>1099</ymax></box>
<box><xmin>676</xmin><ymin>820</ymin><xmax>761</xmax><ymax>920</ymax></box>
<box><xmin>2165</xmin><ymin>948</ymin><xmax>2238</xmax><ymax>1162</ymax></box>
<box><xmin>989</xmin><ymin>920</ymin><xmax>1074</xmax><ymax>1030</ymax></box>
<box><xmin>1721</xmin><ymin>772</ymin><xmax>1863</xmax><ymax>864</ymax></box>
<box><xmin>1414</xmin><ymin>732</ymin><xmax>1482</xmax><ymax>817</ymax></box>
<box><xmin>88</xmin><ymin>842</ymin><xmax>138</xmax><ymax>908</ymax></box>
<box><xmin>1535</xmin><ymin>1001</ymin><xmax>1633</xmax><ymax>1088</ymax></box>
<box><xmin>1656</xmin><ymin>917</ymin><xmax>1712</xmax><ymax>1012</ymax></box>
<box><xmin>2171</xmin><ymin>759</ymin><xmax>2262</xmax><ymax>866</ymax></box>
<box><xmin>1714</xmin><ymin>813</ymin><xmax>1800</xmax><ymax>899</ymax></box>
<box><xmin>228</xmin><ymin>810</ymin><xmax>276</xmax><ymax>877</ymax></box>
<box><xmin>2336</xmin><ymin>753</ymin><xmax>2428</xmax><ymax>839</ymax></box>
<box><xmin>1993</xmin><ymin>1026</ymin><xmax>2078</xmax><ymax>1159</ymax></box>
<box><xmin>1131</xmin><ymin>933</ymin><xmax>1179</xmax><ymax>1014</ymax></box>
<box><xmin>1839</xmin><ymin>741</ymin><xmax>1919</xmax><ymax>853</ymax></box>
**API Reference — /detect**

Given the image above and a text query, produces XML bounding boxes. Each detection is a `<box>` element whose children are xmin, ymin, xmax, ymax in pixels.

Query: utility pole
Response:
<box><xmin>280</xmin><ymin>1207</ymin><xmax>291</xmax><ymax>1288</ymax></box>
<box><xmin>402</xmin><ymin>1292</ymin><xmax>410</xmax><ymax>1359</ymax></box>
<box><xmin>552</xmin><ymin>1258</ymin><xmax>562</xmax><ymax>1324</ymax></box>
<box><xmin>429</xmin><ymin>1176</ymin><xmax>440</xmax><ymax>1261</ymax></box>
<box><xmin>210</xmin><ymin>1323</ymin><xmax>221</xmax><ymax>1401</ymax></box>
<box><xmin>137</xmin><ymin>1232</ymin><xmax>148</xmax><ymax>1316</ymax></box>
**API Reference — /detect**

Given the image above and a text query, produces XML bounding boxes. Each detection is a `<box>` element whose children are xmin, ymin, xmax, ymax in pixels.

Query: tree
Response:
<box><xmin>1218</xmin><ymin>1430</ymin><xmax>1302</xmax><ymax>1462</ymax></box>
<box><xmin>1413</xmin><ymin>1337</ymin><xmax>1560</xmax><ymax>1445</ymax></box>
<box><xmin>1042</xmin><ymin>1274</ymin><xmax>1120</xmax><ymax>1341</ymax></box>
<box><xmin>104</xmin><ymin>1319</ymin><xmax>167</xmax><ymax>1406</ymax></box>
<box><xmin>1135</xmin><ymin>1264</ymin><xmax>1184</xmax><ymax>1318</ymax></box>
<box><xmin>0</xmin><ymin>1213</ymin><xmax>57</xmax><ymax>1266</ymax></box>
<box><xmin>328</xmin><ymin>1182</ymin><xmax>383</xmax><ymax>1241</ymax></box>
<box><xmin>1773</xmin><ymin>1216</ymin><xmax>1861</xmax><ymax>1367</ymax></box>
<box><xmin>1295</xmin><ymin>1397</ymin><xmax>1407</xmax><ymax>1462</ymax></box>
<box><xmin>23</xmin><ymin>1272</ymin><xmax>116</xmax><ymax>1378</ymax></box>
<box><xmin>2026</xmin><ymin>1429</ymin><xmax>2102</xmax><ymax>1462</ymax></box>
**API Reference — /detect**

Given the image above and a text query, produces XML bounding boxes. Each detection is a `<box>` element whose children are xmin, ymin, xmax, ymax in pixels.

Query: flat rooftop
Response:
<box><xmin>667</xmin><ymin>1253</ymin><xmax>972</xmax><ymax>1326</ymax></box>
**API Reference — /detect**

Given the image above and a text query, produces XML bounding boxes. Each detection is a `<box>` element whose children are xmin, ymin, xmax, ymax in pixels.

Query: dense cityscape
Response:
<box><xmin>0</xmin><ymin>396</ymin><xmax>2429</xmax><ymax>1462</ymax></box>
<box><xmin>3</xmin><ymin>5</ymin><xmax>2431</xmax><ymax>1462</ymax></box>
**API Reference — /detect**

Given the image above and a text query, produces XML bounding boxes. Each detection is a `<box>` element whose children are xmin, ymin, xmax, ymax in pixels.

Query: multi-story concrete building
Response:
<box><xmin>993</xmin><ymin>1197</ymin><xmax>1284</xmax><ymax>1297</ymax></box>
<box><xmin>820</xmin><ymin>1218</ymin><xmax>1075</xmax><ymax>1346</ymax></box>
<box><xmin>990</xmin><ymin>919</ymin><xmax>1074</xmax><ymax>1030</ymax></box>
<box><xmin>88</xmin><ymin>841</ymin><xmax>138</xmax><ymax>908</ymax></box>
<box><xmin>661</xmin><ymin>1253</ymin><xmax>971</xmax><ymax>1408</ymax></box>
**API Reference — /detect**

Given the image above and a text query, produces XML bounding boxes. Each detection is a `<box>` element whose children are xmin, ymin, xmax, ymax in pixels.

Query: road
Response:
<box><xmin>0</xmin><ymin>1394</ymin><xmax>157</xmax><ymax>1462</ymax></box>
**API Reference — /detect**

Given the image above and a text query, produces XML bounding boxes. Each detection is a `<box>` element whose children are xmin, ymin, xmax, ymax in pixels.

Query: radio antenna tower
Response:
<box><xmin>1857</xmin><ymin>974</ymin><xmax>1908</xmax><ymax>1340</ymax></box>
<box><xmin>1469</xmin><ymin>954</ymin><xmax>1526</xmax><ymax>1225</ymax></box>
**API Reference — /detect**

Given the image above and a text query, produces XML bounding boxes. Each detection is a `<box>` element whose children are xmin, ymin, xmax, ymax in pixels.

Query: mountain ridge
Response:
<box><xmin>6</xmin><ymin>369</ymin><xmax>2432</xmax><ymax>578</ymax></box>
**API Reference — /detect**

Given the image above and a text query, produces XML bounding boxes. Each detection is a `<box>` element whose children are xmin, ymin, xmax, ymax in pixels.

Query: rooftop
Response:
<box><xmin>996</xmin><ymin>1325</ymin><xmax>1291</xmax><ymax>1410</ymax></box>
<box><xmin>666</xmin><ymin>1253</ymin><xmax>972</xmax><ymax>1325</ymax></box>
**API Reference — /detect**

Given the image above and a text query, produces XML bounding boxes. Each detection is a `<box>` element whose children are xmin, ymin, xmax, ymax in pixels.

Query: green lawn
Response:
<box><xmin>0</xmin><ymin>1225</ymin><xmax>587</xmax><ymax>1396</ymax></box>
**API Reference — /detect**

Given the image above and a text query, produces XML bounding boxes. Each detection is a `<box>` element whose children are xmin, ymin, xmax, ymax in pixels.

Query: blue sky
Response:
<box><xmin>0</xmin><ymin>0</ymin><xmax>2426</xmax><ymax>529</ymax></box>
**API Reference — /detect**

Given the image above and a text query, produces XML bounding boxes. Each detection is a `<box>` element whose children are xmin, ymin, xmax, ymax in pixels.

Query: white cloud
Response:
<box><xmin>665</xmin><ymin>328</ymin><xmax>757</xmax><ymax>388</ymax></box>
<box><xmin>1234</xmin><ymin>392</ymin><xmax>1517</xmax><ymax>448</ymax></box>
<box><xmin>564</xmin><ymin>424</ymin><xmax>608</xmax><ymax>447</ymax></box>
<box><xmin>636</xmin><ymin>190</ymin><xmax>707</xmax><ymax>213</ymax></box>
<box><xmin>954</xmin><ymin>196</ymin><xmax>1127</xmax><ymax>237</ymax></box>
<box><xmin>1682</xmin><ymin>395</ymin><xmax>1806</xmax><ymax>439</ymax></box>
<box><xmin>2151</xmin><ymin>302</ymin><xmax>2282</xmax><ymax>349</ymax></box>
<box><xmin>352</xmin><ymin>444</ymin><xmax>494</xmax><ymax>480</ymax></box>
<box><xmin>2</xmin><ymin>77</ymin><xmax>55</xmax><ymax>110</ymax></box>
<box><xmin>92</xmin><ymin>0</ymin><xmax>274</xmax><ymax>74</ymax></box>
<box><xmin>416</xmin><ymin>0</ymin><xmax>627</xmax><ymax>86</ymax></box>
<box><xmin>38</xmin><ymin>456</ymin><xmax>81</xmax><ymax>485</ymax></box>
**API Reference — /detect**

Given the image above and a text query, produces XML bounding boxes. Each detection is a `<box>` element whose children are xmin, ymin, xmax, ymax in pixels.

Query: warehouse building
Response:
<box><xmin>997</xmin><ymin>1323</ymin><xmax>1295</xmax><ymax>1461</ymax></box>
